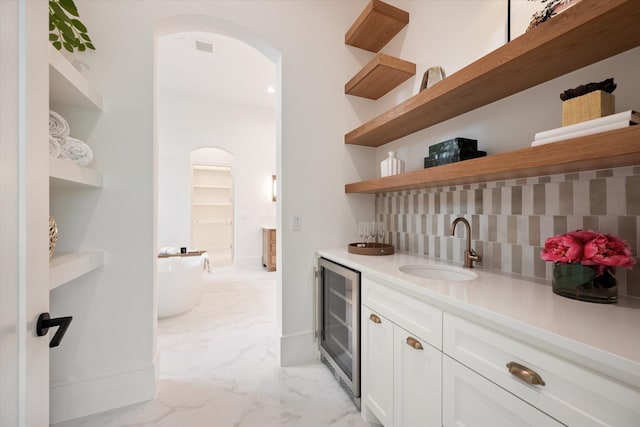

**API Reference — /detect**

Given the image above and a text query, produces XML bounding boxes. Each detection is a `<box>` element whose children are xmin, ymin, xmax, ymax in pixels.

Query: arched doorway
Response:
<box><xmin>156</xmin><ymin>27</ymin><xmax>278</xmax><ymax>270</ymax></box>
<box><xmin>154</xmin><ymin>15</ymin><xmax>283</xmax><ymax>360</ymax></box>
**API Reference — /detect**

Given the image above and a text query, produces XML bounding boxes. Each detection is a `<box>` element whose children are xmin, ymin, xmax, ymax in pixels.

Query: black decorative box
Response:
<box><xmin>428</xmin><ymin>137</ymin><xmax>478</xmax><ymax>158</ymax></box>
<box><xmin>424</xmin><ymin>137</ymin><xmax>485</xmax><ymax>168</ymax></box>
<box><xmin>424</xmin><ymin>150</ymin><xmax>486</xmax><ymax>168</ymax></box>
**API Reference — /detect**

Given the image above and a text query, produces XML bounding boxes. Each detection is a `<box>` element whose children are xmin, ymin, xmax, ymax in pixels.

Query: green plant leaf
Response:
<box><xmin>49</xmin><ymin>2</ymin><xmax>71</xmax><ymax>23</ymax></box>
<box><xmin>64</xmin><ymin>34</ymin><xmax>80</xmax><ymax>47</ymax></box>
<box><xmin>552</xmin><ymin>264</ymin><xmax>596</xmax><ymax>289</ymax></box>
<box><xmin>58</xmin><ymin>0</ymin><xmax>79</xmax><ymax>17</ymax></box>
<box><xmin>49</xmin><ymin>0</ymin><xmax>94</xmax><ymax>53</ymax></box>
<box><xmin>58</xmin><ymin>24</ymin><xmax>75</xmax><ymax>42</ymax></box>
<box><xmin>70</xmin><ymin>18</ymin><xmax>87</xmax><ymax>33</ymax></box>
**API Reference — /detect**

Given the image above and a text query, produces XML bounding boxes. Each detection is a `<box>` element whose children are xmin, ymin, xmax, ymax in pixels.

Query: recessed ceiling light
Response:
<box><xmin>267</xmin><ymin>86</ymin><xmax>275</xmax><ymax>94</ymax></box>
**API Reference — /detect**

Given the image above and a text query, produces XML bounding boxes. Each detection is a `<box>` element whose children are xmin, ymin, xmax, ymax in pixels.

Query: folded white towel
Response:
<box><xmin>49</xmin><ymin>135</ymin><xmax>62</xmax><ymax>158</ymax></box>
<box><xmin>49</xmin><ymin>110</ymin><xmax>70</xmax><ymax>138</ymax></box>
<box><xmin>159</xmin><ymin>247</ymin><xmax>179</xmax><ymax>255</ymax></box>
<box><xmin>60</xmin><ymin>137</ymin><xmax>93</xmax><ymax>166</ymax></box>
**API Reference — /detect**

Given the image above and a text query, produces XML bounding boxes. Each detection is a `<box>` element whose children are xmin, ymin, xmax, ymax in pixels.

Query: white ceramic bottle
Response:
<box><xmin>381</xmin><ymin>151</ymin><xmax>404</xmax><ymax>177</ymax></box>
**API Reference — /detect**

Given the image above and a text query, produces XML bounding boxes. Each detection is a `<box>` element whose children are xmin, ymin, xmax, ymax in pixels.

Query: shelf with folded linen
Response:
<box><xmin>49</xmin><ymin>157</ymin><xmax>103</xmax><ymax>188</ymax></box>
<box><xmin>49</xmin><ymin>107</ymin><xmax>101</xmax><ymax>187</ymax></box>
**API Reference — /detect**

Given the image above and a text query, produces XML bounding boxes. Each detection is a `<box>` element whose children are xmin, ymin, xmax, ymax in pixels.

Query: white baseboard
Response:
<box><xmin>279</xmin><ymin>329</ymin><xmax>319</xmax><ymax>367</ymax></box>
<box><xmin>50</xmin><ymin>364</ymin><xmax>156</xmax><ymax>424</ymax></box>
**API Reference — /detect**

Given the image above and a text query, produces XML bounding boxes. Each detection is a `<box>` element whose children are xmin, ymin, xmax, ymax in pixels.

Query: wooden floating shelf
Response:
<box><xmin>345</xmin><ymin>126</ymin><xmax>640</xmax><ymax>194</ymax></box>
<box><xmin>346</xmin><ymin>53</ymin><xmax>416</xmax><ymax>100</ymax></box>
<box><xmin>157</xmin><ymin>250</ymin><xmax>206</xmax><ymax>258</ymax></box>
<box><xmin>345</xmin><ymin>0</ymin><xmax>640</xmax><ymax>147</ymax></box>
<box><xmin>345</xmin><ymin>0</ymin><xmax>409</xmax><ymax>53</ymax></box>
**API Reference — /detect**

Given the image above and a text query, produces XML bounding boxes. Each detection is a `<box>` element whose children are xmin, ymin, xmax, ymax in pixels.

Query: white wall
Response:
<box><xmin>157</xmin><ymin>89</ymin><xmax>276</xmax><ymax>265</ymax></box>
<box><xmin>49</xmin><ymin>0</ymin><xmax>376</xmax><ymax>421</ymax></box>
<box><xmin>47</xmin><ymin>0</ymin><xmax>639</xmax><ymax>421</ymax></box>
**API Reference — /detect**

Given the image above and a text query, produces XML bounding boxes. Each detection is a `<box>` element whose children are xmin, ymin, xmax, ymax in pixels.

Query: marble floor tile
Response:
<box><xmin>52</xmin><ymin>266</ymin><xmax>371</xmax><ymax>427</ymax></box>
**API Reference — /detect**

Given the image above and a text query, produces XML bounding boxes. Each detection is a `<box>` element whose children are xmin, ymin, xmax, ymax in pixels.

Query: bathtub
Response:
<box><xmin>157</xmin><ymin>254</ymin><xmax>206</xmax><ymax>319</ymax></box>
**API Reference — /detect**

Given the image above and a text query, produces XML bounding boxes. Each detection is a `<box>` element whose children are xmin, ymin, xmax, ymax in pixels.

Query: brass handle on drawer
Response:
<box><xmin>369</xmin><ymin>313</ymin><xmax>381</xmax><ymax>324</ymax></box>
<box><xmin>406</xmin><ymin>336</ymin><xmax>424</xmax><ymax>350</ymax></box>
<box><xmin>506</xmin><ymin>362</ymin><xmax>546</xmax><ymax>386</ymax></box>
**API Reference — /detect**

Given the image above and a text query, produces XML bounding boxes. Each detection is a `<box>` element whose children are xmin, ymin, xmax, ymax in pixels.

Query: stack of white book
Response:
<box><xmin>531</xmin><ymin>110</ymin><xmax>639</xmax><ymax>147</ymax></box>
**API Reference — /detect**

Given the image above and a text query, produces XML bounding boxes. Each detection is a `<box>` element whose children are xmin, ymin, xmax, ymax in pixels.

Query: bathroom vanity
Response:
<box><xmin>317</xmin><ymin>248</ymin><xmax>640</xmax><ymax>427</ymax></box>
<box><xmin>262</xmin><ymin>227</ymin><xmax>276</xmax><ymax>272</ymax></box>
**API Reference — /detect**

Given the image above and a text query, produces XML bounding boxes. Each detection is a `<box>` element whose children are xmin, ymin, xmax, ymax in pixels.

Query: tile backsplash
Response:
<box><xmin>376</xmin><ymin>166</ymin><xmax>640</xmax><ymax>297</ymax></box>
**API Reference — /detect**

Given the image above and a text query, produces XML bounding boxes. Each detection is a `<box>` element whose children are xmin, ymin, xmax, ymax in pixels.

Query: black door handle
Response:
<box><xmin>37</xmin><ymin>313</ymin><xmax>72</xmax><ymax>348</ymax></box>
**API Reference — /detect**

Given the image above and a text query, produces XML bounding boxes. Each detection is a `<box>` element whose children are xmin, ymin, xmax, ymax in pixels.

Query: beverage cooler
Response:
<box><xmin>316</xmin><ymin>257</ymin><xmax>361</xmax><ymax>407</ymax></box>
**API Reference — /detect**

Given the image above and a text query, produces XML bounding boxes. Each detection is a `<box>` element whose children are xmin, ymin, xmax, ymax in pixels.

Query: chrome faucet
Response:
<box><xmin>450</xmin><ymin>217</ymin><xmax>481</xmax><ymax>268</ymax></box>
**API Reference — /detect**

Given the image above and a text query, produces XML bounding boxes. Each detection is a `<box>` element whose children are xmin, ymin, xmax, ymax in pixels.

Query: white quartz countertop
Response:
<box><xmin>317</xmin><ymin>248</ymin><xmax>640</xmax><ymax>388</ymax></box>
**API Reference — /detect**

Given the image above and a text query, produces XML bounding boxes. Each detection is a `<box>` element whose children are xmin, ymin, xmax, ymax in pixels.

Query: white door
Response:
<box><xmin>394</xmin><ymin>326</ymin><xmax>442</xmax><ymax>427</ymax></box>
<box><xmin>0</xmin><ymin>1</ymin><xmax>50</xmax><ymax>425</ymax></box>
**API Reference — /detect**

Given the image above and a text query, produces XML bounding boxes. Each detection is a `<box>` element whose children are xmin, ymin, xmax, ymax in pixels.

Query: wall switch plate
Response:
<box><xmin>291</xmin><ymin>215</ymin><xmax>302</xmax><ymax>231</ymax></box>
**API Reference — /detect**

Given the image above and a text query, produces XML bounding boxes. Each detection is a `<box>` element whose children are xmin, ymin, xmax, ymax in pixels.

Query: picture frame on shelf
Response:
<box><xmin>507</xmin><ymin>0</ymin><xmax>541</xmax><ymax>42</ymax></box>
<box><xmin>508</xmin><ymin>0</ymin><xmax>583</xmax><ymax>42</ymax></box>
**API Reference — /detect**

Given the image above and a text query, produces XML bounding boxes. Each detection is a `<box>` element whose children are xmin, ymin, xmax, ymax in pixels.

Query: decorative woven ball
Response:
<box><xmin>49</xmin><ymin>215</ymin><xmax>58</xmax><ymax>258</ymax></box>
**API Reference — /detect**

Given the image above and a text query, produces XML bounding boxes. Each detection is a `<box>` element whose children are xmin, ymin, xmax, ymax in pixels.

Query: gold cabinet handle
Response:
<box><xmin>406</xmin><ymin>336</ymin><xmax>423</xmax><ymax>350</ymax></box>
<box><xmin>369</xmin><ymin>313</ymin><xmax>381</xmax><ymax>324</ymax></box>
<box><xmin>506</xmin><ymin>362</ymin><xmax>545</xmax><ymax>386</ymax></box>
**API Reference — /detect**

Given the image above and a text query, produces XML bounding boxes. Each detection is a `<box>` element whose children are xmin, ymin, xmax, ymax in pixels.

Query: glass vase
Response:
<box><xmin>552</xmin><ymin>263</ymin><xmax>617</xmax><ymax>304</ymax></box>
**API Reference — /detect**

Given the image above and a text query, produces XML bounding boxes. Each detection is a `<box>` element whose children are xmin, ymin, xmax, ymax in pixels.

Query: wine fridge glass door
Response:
<box><xmin>318</xmin><ymin>258</ymin><xmax>360</xmax><ymax>400</ymax></box>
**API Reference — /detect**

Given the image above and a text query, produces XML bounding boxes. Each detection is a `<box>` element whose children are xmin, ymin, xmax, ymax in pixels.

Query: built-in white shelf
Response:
<box><xmin>192</xmin><ymin>184</ymin><xmax>231</xmax><ymax>189</ymax></box>
<box><xmin>49</xmin><ymin>46</ymin><xmax>103</xmax><ymax>110</ymax></box>
<box><xmin>49</xmin><ymin>251</ymin><xmax>104</xmax><ymax>291</ymax></box>
<box><xmin>192</xmin><ymin>165</ymin><xmax>231</xmax><ymax>171</ymax></box>
<box><xmin>192</xmin><ymin>202</ymin><xmax>231</xmax><ymax>206</ymax></box>
<box><xmin>193</xmin><ymin>219</ymin><xmax>232</xmax><ymax>224</ymax></box>
<box><xmin>49</xmin><ymin>157</ymin><xmax>104</xmax><ymax>188</ymax></box>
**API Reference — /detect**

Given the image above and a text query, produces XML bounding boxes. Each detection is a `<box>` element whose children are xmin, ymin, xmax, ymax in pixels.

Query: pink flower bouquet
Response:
<box><xmin>541</xmin><ymin>229</ymin><xmax>635</xmax><ymax>303</ymax></box>
<box><xmin>541</xmin><ymin>229</ymin><xmax>635</xmax><ymax>274</ymax></box>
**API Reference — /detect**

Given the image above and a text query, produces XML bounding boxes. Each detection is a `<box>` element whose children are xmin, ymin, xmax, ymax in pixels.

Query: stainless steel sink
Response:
<box><xmin>398</xmin><ymin>264</ymin><xmax>477</xmax><ymax>281</ymax></box>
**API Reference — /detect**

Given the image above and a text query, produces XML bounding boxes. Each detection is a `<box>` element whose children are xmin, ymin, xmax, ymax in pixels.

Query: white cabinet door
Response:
<box><xmin>443</xmin><ymin>356</ymin><xmax>563</xmax><ymax>427</ymax></box>
<box><xmin>443</xmin><ymin>312</ymin><xmax>640</xmax><ymax>427</ymax></box>
<box><xmin>362</xmin><ymin>306</ymin><xmax>394</xmax><ymax>426</ymax></box>
<box><xmin>0</xmin><ymin>1</ymin><xmax>50</xmax><ymax>425</ymax></box>
<box><xmin>362</xmin><ymin>277</ymin><xmax>442</xmax><ymax>350</ymax></box>
<box><xmin>394</xmin><ymin>326</ymin><xmax>441</xmax><ymax>427</ymax></box>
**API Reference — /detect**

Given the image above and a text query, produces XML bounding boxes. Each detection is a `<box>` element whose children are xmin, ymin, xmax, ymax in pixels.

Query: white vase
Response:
<box><xmin>381</xmin><ymin>151</ymin><xmax>404</xmax><ymax>177</ymax></box>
